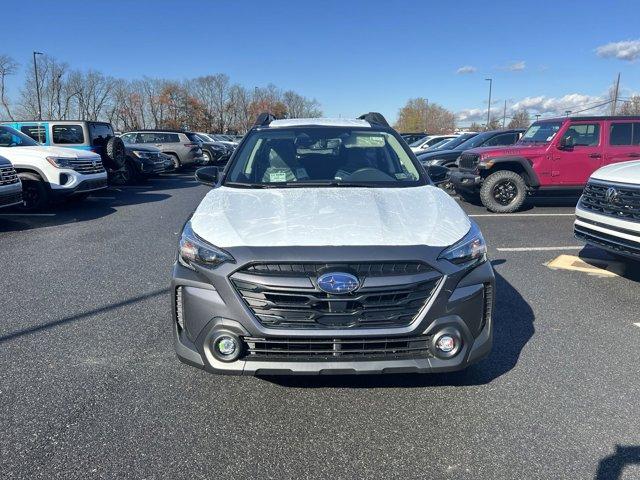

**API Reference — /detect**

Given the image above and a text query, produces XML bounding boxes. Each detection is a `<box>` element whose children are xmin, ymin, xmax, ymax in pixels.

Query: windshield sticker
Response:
<box><xmin>269</xmin><ymin>171</ymin><xmax>288</xmax><ymax>182</ymax></box>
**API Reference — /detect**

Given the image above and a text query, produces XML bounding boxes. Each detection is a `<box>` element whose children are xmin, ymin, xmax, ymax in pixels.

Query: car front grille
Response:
<box><xmin>231</xmin><ymin>262</ymin><xmax>442</xmax><ymax>329</ymax></box>
<box><xmin>241</xmin><ymin>261</ymin><xmax>435</xmax><ymax>277</ymax></box>
<box><xmin>580</xmin><ymin>181</ymin><xmax>640</xmax><ymax>221</ymax></box>
<box><xmin>75</xmin><ymin>178</ymin><xmax>108</xmax><ymax>192</ymax></box>
<box><xmin>0</xmin><ymin>166</ymin><xmax>19</xmax><ymax>186</ymax></box>
<box><xmin>69</xmin><ymin>158</ymin><xmax>106</xmax><ymax>174</ymax></box>
<box><xmin>575</xmin><ymin>223</ymin><xmax>640</xmax><ymax>257</ymax></box>
<box><xmin>243</xmin><ymin>335</ymin><xmax>432</xmax><ymax>361</ymax></box>
<box><xmin>458</xmin><ymin>153</ymin><xmax>480</xmax><ymax>170</ymax></box>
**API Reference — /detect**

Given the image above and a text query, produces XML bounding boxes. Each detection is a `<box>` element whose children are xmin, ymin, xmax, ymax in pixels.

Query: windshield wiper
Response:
<box><xmin>224</xmin><ymin>182</ymin><xmax>273</xmax><ymax>188</ymax></box>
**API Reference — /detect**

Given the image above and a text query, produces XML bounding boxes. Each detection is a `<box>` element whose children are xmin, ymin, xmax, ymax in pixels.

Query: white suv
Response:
<box><xmin>574</xmin><ymin>160</ymin><xmax>640</xmax><ymax>260</ymax></box>
<box><xmin>0</xmin><ymin>125</ymin><xmax>107</xmax><ymax>210</ymax></box>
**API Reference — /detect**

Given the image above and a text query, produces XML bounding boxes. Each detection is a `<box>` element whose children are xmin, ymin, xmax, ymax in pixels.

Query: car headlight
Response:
<box><xmin>178</xmin><ymin>221</ymin><xmax>234</xmax><ymax>270</ymax></box>
<box><xmin>132</xmin><ymin>150</ymin><xmax>153</xmax><ymax>159</ymax></box>
<box><xmin>438</xmin><ymin>222</ymin><xmax>487</xmax><ymax>268</ymax></box>
<box><xmin>46</xmin><ymin>156</ymin><xmax>73</xmax><ymax>168</ymax></box>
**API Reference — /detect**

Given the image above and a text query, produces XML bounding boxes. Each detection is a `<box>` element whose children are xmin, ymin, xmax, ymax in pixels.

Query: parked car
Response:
<box><xmin>193</xmin><ymin>133</ymin><xmax>234</xmax><ymax>164</ymax></box>
<box><xmin>401</xmin><ymin>132</ymin><xmax>427</xmax><ymax>144</ymax></box>
<box><xmin>207</xmin><ymin>133</ymin><xmax>238</xmax><ymax>147</ymax></box>
<box><xmin>171</xmin><ymin>112</ymin><xmax>494</xmax><ymax>376</ymax></box>
<box><xmin>120</xmin><ymin>130</ymin><xmax>205</xmax><ymax>169</ymax></box>
<box><xmin>4</xmin><ymin>120</ymin><xmax>128</xmax><ymax>180</ymax></box>
<box><xmin>410</xmin><ymin>134</ymin><xmax>458</xmax><ymax>153</ymax></box>
<box><xmin>0</xmin><ymin>154</ymin><xmax>22</xmax><ymax>208</ymax></box>
<box><xmin>574</xmin><ymin>159</ymin><xmax>640</xmax><ymax>261</ymax></box>
<box><xmin>451</xmin><ymin>116</ymin><xmax>640</xmax><ymax>213</ymax></box>
<box><xmin>116</xmin><ymin>144</ymin><xmax>173</xmax><ymax>184</ymax></box>
<box><xmin>417</xmin><ymin>130</ymin><xmax>523</xmax><ymax>169</ymax></box>
<box><xmin>0</xmin><ymin>125</ymin><xmax>107</xmax><ymax>210</ymax></box>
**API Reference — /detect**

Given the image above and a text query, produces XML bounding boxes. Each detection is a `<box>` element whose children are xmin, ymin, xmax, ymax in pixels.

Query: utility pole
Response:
<box><xmin>502</xmin><ymin>100</ymin><xmax>507</xmax><ymax>128</ymax></box>
<box><xmin>485</xmin><ymin>78</ymin><xmax>492</xmax><ymax>131</ymax></box>
<box><xmin>565</xmin><ymin>110</ymin><xmax>572</xmax><ymax>117</ymax></box>
<box><xmin>33</xmin><ymin>51</ymin><xmax>44</xmax><ymax>121</ymax></box>
<box><xmin>424</xmin><ymin>98</ymin><xmax>429</xmax><ymax>133</ymax></box>
<box><xmin>611</xmin><ymin>72</ymin><xmax>621</xmax><ymax>116</ymax></box>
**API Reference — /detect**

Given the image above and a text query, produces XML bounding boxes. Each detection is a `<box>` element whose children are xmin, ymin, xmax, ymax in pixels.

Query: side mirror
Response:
<box><xmin>195</xmin><ymin>166</ymin><xmax>219</xmax><ymax>186</ymax></box>
<box><xmin>557</xmin><ymin>136</ymin><xmax>573</xmax><ymax>151</ymax></box>
<box><xmin>427</xmin><ymin>165</ymin><xmax>450</xmax><ymax>185</ymax></box>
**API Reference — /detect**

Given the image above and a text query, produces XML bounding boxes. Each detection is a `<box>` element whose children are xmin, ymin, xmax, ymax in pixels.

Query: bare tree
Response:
<box><xmin>508</xmin><ymin>109</ymin><xmax>530</xmax><ymax>129</ymax></box>
<box><xmin>618</xmin><ymin>95</ymin><xmax>640</xmax><ymax>115</ymax></box>
<box><xmin>0</xmin><ymin>55</ymin><xmax>18</xmax><ymax>120</ymax></box>
<box><xmin>282</xmin><ymin>90</ymin><xmax>322</xmax><ymax>118</ymax></box>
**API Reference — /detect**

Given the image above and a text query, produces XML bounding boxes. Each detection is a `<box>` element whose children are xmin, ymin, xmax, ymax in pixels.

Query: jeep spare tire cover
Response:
<box><xmin>104</xmin><ymin>136</ymin><xmax>126</xmax><ymax>169</ymax></box>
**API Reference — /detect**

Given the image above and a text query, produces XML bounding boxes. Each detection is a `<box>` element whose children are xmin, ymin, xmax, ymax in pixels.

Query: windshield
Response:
<box><xmin>225</xmin><ymin>127</ymin><xmax>425</xmax><ymax>188</ymax></box>
<box><xmin>520</xmin><ymin>121</ymin><xmax>563</xmax><ymax>144</ymax></box>
<box><xmin>429</xmin><ymin>138</ymin><xmax>455</xmax><ymax>150</ymax></box>
<box><xmin>0</xmin><ymin>125</ymin><xmax>40</xmax><ymax>147</ymax></box>
<box><xmin>453</xmin><ymin>132</ymin><xmax>499</xmax><ymax>150</ymax></box>
<box><xmin>409</xmin><ymin>136</ymin><xmax>429</xmax><ymax>147</ymax></box>
<box><xmin>439</xmin><ymin>133</ymin><xmax>477</xmax><ymax>150</ymax></box>
<box><xmin>196</xmin><ymin>133</ymin><xmax>213</xmax><ymax>142</ymax></box>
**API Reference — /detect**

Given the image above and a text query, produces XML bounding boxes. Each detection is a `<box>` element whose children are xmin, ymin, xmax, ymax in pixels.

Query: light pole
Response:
<box><xmin>33</xmin><ymin>51</ymin><xmax>43</xmax><ymax>120</ymax></box>
<box><xmin>535</xmin><ymin>114</ymin><xmax>541</xmax><ymax>122</ymax></box>
<box><xmin>485</xmin><ymin>78</ymin><xmax>492</xmax><ymax>131</ymax></box>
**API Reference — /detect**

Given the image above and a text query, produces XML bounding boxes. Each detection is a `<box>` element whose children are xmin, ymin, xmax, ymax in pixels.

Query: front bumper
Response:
<box><xmin>0</xmin><ymin>181</ymin><xmax>23</xmax><ymax>208</ymax></box>
<box><xmin>450</xmin><ymin>170</ymin><xmax>483</xmax><ymax>191</ymax></box>
<box><xmin>171</xmin><ymin>246</ymin><xmax>495</xmax><ymax>376</ymax></box>
<box><xmin>574</xmin><ymin>205</ymin><xmax>640</xmax><ymax>259</ymax></box>
<box><xmin>50</xmin><ymin>171</ymin><xmax>108</xmax><ymax>198</ymax></box>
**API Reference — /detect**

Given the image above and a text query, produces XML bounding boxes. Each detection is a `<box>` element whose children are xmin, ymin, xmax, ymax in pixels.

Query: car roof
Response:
<box><xmin>538</xmin><ymin>115</ymin><xmax>640</xmax><ymax>123</ymax></box>
<box><xmin>268</xmin><ymin>118</ymin><xmax>372</xmax><ymax>128</ymax></box>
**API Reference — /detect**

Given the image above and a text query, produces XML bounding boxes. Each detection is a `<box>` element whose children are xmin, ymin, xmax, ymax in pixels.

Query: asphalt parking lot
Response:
<box><xmin>1</xmin><ymin>174</ymin><xmax>639</xmax><ymax>480</ymax></box>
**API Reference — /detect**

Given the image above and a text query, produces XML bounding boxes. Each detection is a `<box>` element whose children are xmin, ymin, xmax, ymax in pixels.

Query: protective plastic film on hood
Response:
<box><xmin>190</xmin><ymin>185</ymin><xmax>470</xmax><ymax>248</ymax></box>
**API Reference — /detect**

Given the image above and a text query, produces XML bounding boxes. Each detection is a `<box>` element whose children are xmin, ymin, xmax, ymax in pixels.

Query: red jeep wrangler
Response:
<box><xmin>451</xmin><ymin>116</ymin><xmax>640</xmax><ymax>212</ymax></box>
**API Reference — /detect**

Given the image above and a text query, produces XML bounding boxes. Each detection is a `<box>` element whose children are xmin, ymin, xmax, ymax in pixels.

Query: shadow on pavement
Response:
<box><xmin>596</xmin><ymin>445</ymin><xmax>640</xmax><ymax>480</ymax></box>
<box><xmin>0</xmin><ymin>172</ymin><xmax>201</xmax><ymax>233</ymax></box>
<box><xmin>0</xmin><ymin>288</ymin><xmax>168</xmax><ymax>344</ymax></box>
<box><xmin>262</xmin><ymin>265</ymin><xmax>535</xmax><ymax>388</ymax></box>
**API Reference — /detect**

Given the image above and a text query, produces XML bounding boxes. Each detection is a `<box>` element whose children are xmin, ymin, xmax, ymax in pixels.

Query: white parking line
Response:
<box><xmin>497</xmin><ymin>246</ymin><xmax>583</xmax><ymax>252</ymax></box>
<box><xmin>470</xmin><ymin>213</ymin><xmax>575</xmax><ymax>218</ymax></box>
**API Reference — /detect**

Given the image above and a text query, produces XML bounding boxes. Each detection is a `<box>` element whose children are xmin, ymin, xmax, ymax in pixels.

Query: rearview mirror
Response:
<box><xmin>427</xmin><ymin>165</ymin><xmax>450</xmax><ymax>185</ymax></box>
<box><xmin>195</xmin><ymin>166</ymin><xmax>219</xmax><ymax>186</ymax></box>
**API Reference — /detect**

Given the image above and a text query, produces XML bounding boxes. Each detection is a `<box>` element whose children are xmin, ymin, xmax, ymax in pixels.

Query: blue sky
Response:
<box><xmin>3</xmin><ymin>0</ymin><xmax>640</xmax><ymax>124</ymax></box>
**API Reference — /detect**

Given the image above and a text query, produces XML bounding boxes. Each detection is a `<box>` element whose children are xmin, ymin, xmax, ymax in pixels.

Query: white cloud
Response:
<box><xmin>457</xmin><ymin>92</ymin><xmax>609</xmax><ymax>125</ymax></box>
<box><xmin>505</xmin><ymin>60</ymin><xmax>526</xmax><ymax>71</ymax></box>
<box><xmin>596</xmin><ymin>39</ymin><xmax>640</xmax><ymax>61</ymax></box>
<box><xmin>456</xmin><ymin>65</ymin><xmax>477</xmax><ymax>75</ymax></box>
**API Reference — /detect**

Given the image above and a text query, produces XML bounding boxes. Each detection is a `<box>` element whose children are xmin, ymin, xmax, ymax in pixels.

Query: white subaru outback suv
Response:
<box><xmin>171</xmin><ymin>112</ymin><xmax>495</xmax><ymax>376</ymax></box>
<box><xmin>0</xmin><ymin>125</ymin><xmax>107</xmax><ymax>210</ymax></box>
<box><xmin>575</xmin><ymin>160</ymin><xmax>640</xmax><ymax>260</ymax></box>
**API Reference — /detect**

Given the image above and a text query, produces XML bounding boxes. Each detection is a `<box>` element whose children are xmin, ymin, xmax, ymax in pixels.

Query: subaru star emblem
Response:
<box><xmin>317</xmin><ymin>272</ymin><xmax>360</xmax><ymax>294</ymax></box>
<box><xmin>605</xmin><ymin>187</ymin><xmax>619</xmax><ymax>204</ymax></box>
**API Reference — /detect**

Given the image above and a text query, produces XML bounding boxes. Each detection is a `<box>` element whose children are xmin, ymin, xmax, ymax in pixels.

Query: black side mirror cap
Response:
<box><xmin>195</xmin><ymin>166</ymin><xmax>219</xmax><ymax>186</ymax></box>
<box><xmin>427</xmin><ymin>165</ymin><xmax>450</xmax><ymax>185</ymax></box>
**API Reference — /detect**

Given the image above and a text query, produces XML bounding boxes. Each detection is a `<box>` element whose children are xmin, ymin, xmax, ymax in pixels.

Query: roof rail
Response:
<box><xmin>358</xmin><ymin>112</ymin><xmax>390</xmax><ymax>128</ymax></box>
<box><xmin>253</xmin><ymin>112</ymin><xmax>276</xmax><ymax>127</ymax></box>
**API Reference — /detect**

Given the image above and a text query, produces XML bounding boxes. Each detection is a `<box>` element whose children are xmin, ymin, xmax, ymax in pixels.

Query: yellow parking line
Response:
<box><xmin>545</xmin><ymin>254</ymin><xmax>624</xmax><ymax>278</ymax></box>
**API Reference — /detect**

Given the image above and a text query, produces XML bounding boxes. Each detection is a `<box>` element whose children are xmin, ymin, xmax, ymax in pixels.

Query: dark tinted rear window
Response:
<box><xmin>89</xmin><ymin>123</ymin><xmax>114</xmax><ymax>146</ymax></box>
<box><xmin>52</xmin><ymin>124</ymin><xmax>84</xmax><ymax>144</ymax></box>
<box><xmin>609</xmin><ymin>122</ymin><xmax>640</xmax><ymax>146</ymax></box>
<box><xmin>186</xmin><ymin>133</ymin><xmax>201</xmax><ymax>142</ymax></box>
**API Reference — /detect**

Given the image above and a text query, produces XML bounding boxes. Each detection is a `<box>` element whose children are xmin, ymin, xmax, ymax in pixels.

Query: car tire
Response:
<box><xmin>202</xmin><ymin>150</ymin><xmax>212</xmax><ymax>164</ymax></box>
<box><xmin>168</xmin><ymin>154</ymin><xmax>181</xmax><ymax>170</ymax></box>
<box><xmin>110</xmin><ymin>160</ymin><xmax>138</xmax><ymax>186</ymax></box>
<box><xmin>104</xmin><ymin>137</ymin><xmax>127</xmax><ymax>170</ymax></box>
<box><xmin>17</xmin><ymin>172</ymin><xmax>49</xmax><ymax>211</ymax></box>
<box><xmin>480</xmin><ymin>170</ymin><xmax>527</xmax><ymax>213</ymax></box>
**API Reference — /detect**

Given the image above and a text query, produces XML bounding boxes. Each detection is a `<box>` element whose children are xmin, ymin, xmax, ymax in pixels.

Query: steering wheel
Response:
<box><xmin>345</xmin><ymin>167</ymin><xmax>395</xmax><ymax>182</ymax></box>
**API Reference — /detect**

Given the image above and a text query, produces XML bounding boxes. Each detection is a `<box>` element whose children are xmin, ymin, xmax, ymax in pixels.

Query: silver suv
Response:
<box><xmin>120</xmin><ymin>130</ymin><xmax>204</xmax><ymax>169</ymax></box>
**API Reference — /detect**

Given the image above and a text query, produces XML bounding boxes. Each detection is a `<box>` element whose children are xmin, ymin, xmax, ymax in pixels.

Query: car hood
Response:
<box><xmin>591</xmin><ymin>160</ymin><xmax>640</xmax><ymax>184</ymax></box>
<box><xmin>0</xmin><ymin>145</ymin><xmax>100</xmax><ymax>159</ymax></box>
<box><xmin>417</xmin><ymin>149</ymin><xmax>461</xmax><ymax>160</ymax></box>
<box><xmin>190</xmin><ymin>185</ymin><xmax>471</xmax><ymax>248</ymax></box>
<box><xmin>463</xmin><ymin>143</ymin><xmax>547</xmax><ymax>157</ymax></box>
<box><xmin>125</xmin><ymin>144</ymin><xmax>160</xmax><ymax>153</ymax></box>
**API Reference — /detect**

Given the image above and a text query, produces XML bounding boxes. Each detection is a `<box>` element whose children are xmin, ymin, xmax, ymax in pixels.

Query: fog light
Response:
<box><xmin>435</xmin><ymin>335</ymin><xmax>456</xmax><ymax>353</ymax></box>
<box><xmin>217</xmin><ymin>336</ymin><xmax>237</xmax><ymax>355</ymax></box>
<box><xmin>431</xmin><ymin>329</ymin><xmax>462</xmax><ymax>359</ymax></box>
<box><xmin>212</xmin><ymin>333</ymin><xmax>242</xmax><ymax>362</ymax></box>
